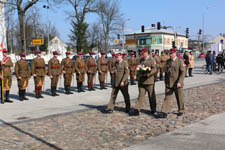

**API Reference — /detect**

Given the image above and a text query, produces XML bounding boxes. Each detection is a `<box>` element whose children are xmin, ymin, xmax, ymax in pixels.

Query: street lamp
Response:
<box><xmin>122</xmin><ymin>18</ymin><xmax>131</xmax><ymax>52</ymax></box>
<box><xmin>43</xmin><ymin>5</ymin><xmax>50</xmax><ymax>53</ymax></box>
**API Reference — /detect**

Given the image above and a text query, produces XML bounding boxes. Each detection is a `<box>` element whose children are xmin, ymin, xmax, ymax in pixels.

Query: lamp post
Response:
<box><xmin>43</xmin><ymin>5</ymin><xmax>50</xmax><ymax>53</ymax></box>
<box><xmin>122</xmin><ymin>18</ymin><xmax>131</xmax><ymax>52</ymax></box>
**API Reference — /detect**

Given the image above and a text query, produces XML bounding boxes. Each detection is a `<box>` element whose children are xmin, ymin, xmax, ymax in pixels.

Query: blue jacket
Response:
<box><xmin>205</xmin><ymin>53</ymin><xmax>214</xmax><ymax>64</ymax></box>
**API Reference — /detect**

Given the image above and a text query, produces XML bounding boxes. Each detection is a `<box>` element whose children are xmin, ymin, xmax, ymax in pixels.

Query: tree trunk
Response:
<box><xmin>18</xmin><ymin>11</ymin><xmax>26</xmax><ymax>53</ymax></box>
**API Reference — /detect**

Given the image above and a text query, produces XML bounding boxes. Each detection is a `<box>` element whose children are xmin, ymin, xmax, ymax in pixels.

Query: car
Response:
<box><xmin>198</xmin><ymin>53</ymin><xmax>206</xmax><ymax>58</ymax></box>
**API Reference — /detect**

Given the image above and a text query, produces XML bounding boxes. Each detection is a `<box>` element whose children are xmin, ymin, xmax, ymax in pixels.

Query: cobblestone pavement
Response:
<box><xmin>0</xmin><ymin>82</ymin><xmax>225</xmax><ymax>150</ymax></box>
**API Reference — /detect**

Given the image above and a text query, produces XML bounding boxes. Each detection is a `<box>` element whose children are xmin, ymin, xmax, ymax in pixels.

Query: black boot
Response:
<box><xmin>80</xmin><ymin>83</ymin><xmax>85</xmax><ymax>92</ymax></box>
<box><xmin>129</xmin><ymin>108</ymin><xmax>139</xmax><ymax>116</ymax></box>
<box><xmin>23</xmin><ymin>90</ymin><xmax>29</xmax><ymax>100</ymax></box>
<box><xmin>54</xmin><ymin>86</ymin><xmax>59</xmax><ymax>96</ymax></box>
<box><xmin>65</xmin><ymin>85</ymin><xmax>69</xmax><ymax>95</ymax></box>
<box><xmin>51</xmin><ymin>86</ymin><xmax>56</xmax><ymax>96</ymax></box>
<box><xmin>103</xmin><ymin>83</ymin><xmax>107</xmax><ymax>89</ymax></box>
<box><xmin>68</xmin><ymin>86</ymin><xmax>73</xmax><ymax>94</ymax></box>
<box><xmin>160</xmin><ymin>73</ymin><xmax>163</xmax><ymax>81</ymax></box>
<box><xmin>19</xmin><ymin>90</ymin><xmax>23</xmax><ymax>101</ymax></box>
<box><xmin>5</xmin><ymin>91</ymin><xmax>13</xmax><ymax>103</ymax></box>
<box><xmin>77</xmin><ymin>82</ymin><xmax>81</xmax><ymax>93</ymax></box>
<box><xmin>100</xmin><ymin>83</ymin><xmax>103</xmax><ymax>90</ymax></box>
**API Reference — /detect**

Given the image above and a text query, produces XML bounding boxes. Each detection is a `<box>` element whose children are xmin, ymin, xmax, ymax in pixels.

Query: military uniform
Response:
<box><xmin>108</xmin><ymin>55</ymin><xmax>116</xmax><ymax>85</ymax></box>
<box><xmin>31</xmin><ymin>55</ymin><xmax>46</xmax><ymax>98</ymax></box>
<box><xmin>86</xmin><ymin>55</ymin><xmax>97</xmax><ymax>91</ymax></box>
<box><xmin>154</xmin><ymin>55</ymin><xmax>161</xmax><ymax>81</ymax></box>
<box><xmin>97</xmin><ymin>54</ymin><xmax>108</xmax><ymax>89</ymax></box>
<box><xmin>61</xmin><ymin>55</ymin><xmax>74</xmax><ymax>94</ymax></box>
<box><xmin>160</xmin><ymin>53</ymin><xmax>169</xmax><ymax>80</ymax></box>
<box><xmin>128</xmin><ymin>55</ymin><xmax>137</xmax><ymax>85</ymax></box>
<box><xmin>1</xmin><ymin>54</ymin><xmax>13</xmax><ymax>103</ymax></box>
<box><xmin>105</xmin><ymin>56</ymin><xmax>130</xmax><ymax>113</ymax></box>
<box><xmin>15</xmin><ymin>54</ymin><xmax>31</xmax><ymax>101</ymax></box>
<box><xmin>75</xmin><ymin>55</ymin><xmax>86</xmax><ymax>92</ymax></box>
<box><xmin>48</xmin><ymin>56</ymin><xmax>61</xmax><ymax>96</ymax></box>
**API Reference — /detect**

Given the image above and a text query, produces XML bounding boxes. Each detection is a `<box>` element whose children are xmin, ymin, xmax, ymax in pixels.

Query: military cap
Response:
<box><xmin>53</xmin><ymin>51</ymin><xmax>59</xmax><ymax>55</ymax></box>
<box><xmin>66</xmin><ymin>51</ymin><xmax>71</xmax><ymax>55</ymax></box>
<box><xmin>101</xmin><ymin>52</ymin><xmax>105</xmax><ymax>55</ymax></box>
<box><xmin>36</xmin><ymin>50</ymin><xmax>41</xmax><ymax>54</ymax></box>
<box><xmin>3</xmin><ymin>49</ymin><xmax>7</xmax><ymax>53</ymax></box>
<box><xmin>130</xmin><ymin>52</ymin><xmax>134</xmax><ymax>55</ymax></box>
<box><xmin>78</xmin><ymin>52</ymin><xmax>83</xmax><ymax>55</ymax></box>
<box><xmin>112</xmin><ymin>53</ymin><xmax>116</xmax><ymax>56</ymax></box>
<box><xmin>20</xmin><ymin>53</ymin><xmax>25</xmax><ymax>57</ymax></box>
<box><xmin>169</xmin><ymin>48</ymin><xmax>176</xmax><ymax>53</ymax></box>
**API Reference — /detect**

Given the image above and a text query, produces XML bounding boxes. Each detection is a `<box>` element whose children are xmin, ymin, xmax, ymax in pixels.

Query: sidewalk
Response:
<box><xmin>124</xmin><ymin>112</ymin><xmax>225</xmax><ymax>150</ymax></box>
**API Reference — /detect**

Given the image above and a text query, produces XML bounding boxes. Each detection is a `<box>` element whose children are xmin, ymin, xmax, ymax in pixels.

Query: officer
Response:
<box><xmin>61</xmin><ymin>51</ymin><xmax>74</xmax><ymax>94</ymax></box>
<box><xmin>122</xmin><ymin>53</ymin><xmax>127</xmax><ymax>61</ymax></box>
<box><xmin>97</xmin><ymin>52</ymin><xmax>108</xmax><ymax>89</ymax></box>
<box><xmin>0</xmin><ymin>49</ymin><xmax>13</xmax><ymax>103</ymax></box>
<box><xmin>154</xmin><ymin>51</ymin><xmax>161</xmax><ymax>81</ymax></box>
<box><xmin>129</xmin><ymin>48</ymin><xmax>157</xmax><ymax>116</ymax></box>
<box><xmin>104</xmin><ymin>53</ymin><xmax>131</xmax><ymax>113</ymax></box>
<box><xmin>31</xmin><ymin>50</ymin><xmax>46</xmax><ymax>99</ymax></box>
<box><xmin>86</xmin><ymin>51</ymin><xmax>97</xmax><ymax>91</ymax></box>
<box><xmin>108</xmin><ymin>53</ymin><xmax>116</xmax><ymax>85</ymax></box>
<box><xmin>128</xmin><ymin>52</ymin><xmax>137</xmax><ymax>85</ymax></box>
<box><xmin>160</xmin><ymin>51</ymin><xmax>169</xmax><ymax>81</ymax></box>
<box><xmin>15</xmin><ymin>53</ymin><xmax>31</xmax><ymax>101</ymax></box>
<box><xmin>75</xmin><ymin>52</ymin><xmax>86</xmax><ymax>92</ymax></box>
<box><xmin>158</xmin><ymin>48</ymin><xmax>185</xmax><ymax>118</ymax></box>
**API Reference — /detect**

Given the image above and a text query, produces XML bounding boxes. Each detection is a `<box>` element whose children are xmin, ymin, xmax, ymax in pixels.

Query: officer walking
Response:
<box><xmin>61</xmin><ymin>51</ymin><xmax>74</xmax><ymax>94</ymax></box>
<box><xmin>86</xmin><ymin>51</ymin><xmax>97</xmax><ymax>91</ymax></box>
<box><xmin>128</xmin><ymin>52</ymin><xmax>137</xmax><ymax>85</ymax></box>
<box><xmin>31</xmin><ymin>50</ymin><xmax>46</xmax><ymax>99</ymax></box>
<box><xmin>108</xmin><ymin>53</ymin><xmax>116</xmax><ymax>85</ymax></box>
<box><xmin>75</xmin><ymin>52</ymin><xmax>86</xmax><ymax>93</ymax></box>
<box><xmin>129</xmin><ymin>48</ymin><xmax>157</xmax><ymax>116</ymax></box>
<box><xmin>160</xmin><ymin>51</ymin><xmax>169</xmax><ymax>81</ymax></box>
<box><xmin>97</xmin><ymin>52</ymin><xmax>108</xmax><ymax>89</ymax></box>
<box><xmin>1</xmin><ymin>49</ymin><xmax>13</xmax><ymax>103</ymax></box>
<box><xmin>157</xmin><ymin>48</ymin><xmax>185</xmax><ymax>118</ymax></box>
<box><xmin>15</xmin><ymin>53</ymin><xmax>31</xmax><ymax>101</ymax></box>
<box><xmin>104</xmin><ymin>53</ymin><xmax>131</xmax><ymax>113</ymax></box>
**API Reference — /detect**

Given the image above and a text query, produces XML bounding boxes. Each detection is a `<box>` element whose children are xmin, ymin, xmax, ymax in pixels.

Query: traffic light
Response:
<box><xmin>199</xmin><ymin>29</ymin><xmax>202</xmax><ymax>35</ymax></box>
<box><xmin>157</xmin><ymin>22</ymin><xmax>161</xmax><ymax>30</ymax></box>
<box><xmin>117</xmin><ymin>34</ymin><xmax>120</xmax><ymax>39</ymax></box>
<box><xmin>186</xmin><ymin>28</ymin><xmax>189</xmax><ymax>38</ymax></box>
<box><xmin>172</xmin><ymin>41</ymin><xmax>176</xmax><ymax>48</ymax></box>
<box><xmin>141</xmin><ymin>25</ymin><xmax>145</xmax><ymax>32</ymax></box>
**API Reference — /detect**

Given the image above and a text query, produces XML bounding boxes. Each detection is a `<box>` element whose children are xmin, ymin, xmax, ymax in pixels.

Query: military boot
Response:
<box><xmin>67</xmin><ymin>86</ymin><xmax>73</xmax><ymax>94</ymax></box>
<box><xmin>19</xmin><ymin>90</ymin><xmax>23</xmax><ymax>101</ymax></box>
<box><xmin>35</xmin><ymin>86</ymin><xmax>40</xmax><ymax>99</ymax></box>
<box><xmin>65</xmin><ymin>85</ymin><xmax>69</xmax><ymax>95</ymax></box>
<box><xmin>23</xmin><ymin>90</ymin><xmax>29</xmax><ymax>100</ymax></box>
<box><xmin>103</xmin><ymin>82</ymin><xmax>107</xmax><ymax>89</ymax></box>
<box><xmin>77</xmin><ymin>82</ymin><xmax>81</xmax><ymax>93</ymax></box>
<box><xmin>54</xmin><ymin>86</ymin><xmax>59</xmax><ymax>96</ymax></box>
<box><xmin>39</xmin><ymin>86</ymin><xmax>44</xmax><ymax>98</ymax></box>
<box><xmin>80</xmin><ymin>83</ymin><xmax>85</xmax><ymax>92</ymax></box>
<box><xmin>51</xmin><ymin>86</ymin><xmax>55</xmax><ymax>96</ymax></box>
<box><xmin>5</xmin><ymin>90</ymin><xmax>13</xmax><ymax>103</ymax></box>
<box><xmin>160</xmin><ymin>73</ymin><xmax>163</xmax><ymax>81</ymax></box>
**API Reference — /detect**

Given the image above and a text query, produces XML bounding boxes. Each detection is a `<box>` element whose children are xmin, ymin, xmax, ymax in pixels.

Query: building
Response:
<box><xmin>125</xmin><ymin>28</ymin><xmax>188</xmax><ymax>53</ymax></box>
<box><xmin>48</xmin><ymin>36</ymin><xmax>68</xmax><ymax>58</ymax></box>
<box><xmin>0</xmin><ymin>0</ymin><xmax>7</xmax><ymax>59</ymax></box>
<box><xmin>208</xmin><ymin>34</ymin><xmax>225</xmax><ymax>50</ymax></box>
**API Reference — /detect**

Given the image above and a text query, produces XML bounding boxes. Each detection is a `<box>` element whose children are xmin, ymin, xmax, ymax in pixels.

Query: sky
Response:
<box><xmin>38</xmin><ymin>0</ymin><xmax>225</xmax><ymax>43</ymax></box>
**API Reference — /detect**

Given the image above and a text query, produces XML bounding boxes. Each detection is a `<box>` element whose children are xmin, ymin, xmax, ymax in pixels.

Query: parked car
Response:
<box><xmin>198</xmin><ymin>53</ymin><xmax>206</xmax><ymax>58</ymax></box>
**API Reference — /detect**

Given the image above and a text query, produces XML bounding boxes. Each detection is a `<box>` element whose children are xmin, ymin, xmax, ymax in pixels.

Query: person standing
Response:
<box><xmin>108</xmin><ymin>53</ymin><xmax>116</xmax><ymax>85</ymax></box>
<box><xmin>104</xmin><ymin>53</ymin><xmax>131</xmax><ymax>113</ymax></box>
<box><xmin>75</xmin><ymin>52</ymin><xmax>86</xmax><ymax>92</ymax></box>
<box><xmin>160</xmin><ymin>51</ymin><xmax>169</xmax><ymax>81</ymax></box>
<box><xmin>128</xmin><ymin>52</ymin><xmax>137</xmax><ymax>85</ymax></box>
<box><xmin>86</xmin><ymin>51</ymin><xmax>97</xmax><ymax>91</ymax></box>
<box><xmin>157</xmin><ymin>48</ymin><xmax>185</xmax><ymax>118</ymax></box>
<box><xmin>154</xmin><ymin>51</ymin><xmax>161</xmax><ymax>81</ymax></box>
<box><xmin>183</xmin><ymin>51</ymin><xmax>189</xmax><ymax>77</ymax></box>
<box><xmin>188</xmin><ymin>51</ymin><xmax>195</xmax><ymax>77</ymax></box>
<box><xmin>15</xmin><ymin>53</ymin><xmax>31</xmax><ymax>101</ymax></box>
<box><xmin>97</xmin><ymin>52</ymin><xmax>108</xmax><ymax>89</ymax></box>
<box><xmin>31</xmin><ymin>50</ymin><xmax>46</xmax><ymax>99</ymax></box>
<box><xmin>61</xmin><ymin>51</ymin><xmax>74</xmax><ymax>94</ymax></box>
<box><xmin>0</xmin><ymin>49</ymin><xmax>13</xmax><ymax>103</ymax></box>
<box><xmin>122</xmin><ymin>53</ymin><xmax>127</xmax><ymax>62</ymax></box>
<box><xmin>129</xmin><ymin>48</ymin><xmax>157</xmax><ymax>116</ymax></box>
<box><xmin>205</xmin><ymin>51</ymin><xmax>214</xmax><ymax>74</ymax></box>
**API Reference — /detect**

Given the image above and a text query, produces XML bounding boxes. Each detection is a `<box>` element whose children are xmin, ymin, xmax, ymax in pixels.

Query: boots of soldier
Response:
<box><xmin>100</xmin><ymin>82</ymin><xmax>103</xmax><ymax>90</ymax></box>
<box><xmin>77</xmin><ymin>82</ymin><xmax>81</xmax><ymax>93</ymax></box>
<box><xmin>80</xmin><ymin>83</ymin><xmax>85</xmax><ymax>92</ymax></box>
<box><xmin>65</xmin><ymin>85</ymin><xmax>69</xmax><ymax>95</ymax></box>
<box><xmin>54</xmin><ymin>86</ymin><xmax>59</xmax><ymax>96</ymax></box>
<box><xmin>1</xmin><ymin>89</ymin><xmax>4</xmax><ymax>104</ymax></box>
<box><xmin>35</xmin><ymin>86</ymin><xmax>40</xmax><ymax>99</ymax></box>
<box><xmin>23</xmin><ymin>90</ymin><xmax>29</xmax><ymax>100</ymax></box>
<box><xmin>91</xmin><ymin>83</ymin><xmax>95</xmax><ymax>91</ymax></box>
<box><xmin>39</xmin><ymin>86</ymin><xmax>44</xmax><ymax>98</ymax></box>
<box><xmin>19</xmin><ymin>90</ymin><xmax>23</xmax><ymax>101</ymax></box>
<box><xmin>51</xmin><ymin>86</ymin><xmax>55</xmax><ymax>96</ymax></box>
<box><xmin>5</xmin><ymin>90</ymin><xmax>13</xmax><ymax>103</ymax></box>
<box><xmin>103</xmin><ymin>82</ymin><xmax>107</xmax><ymax>89</ymax></box>
<box><xmin>88</xmin><ymin>83</ymin><xmax>91</xmax><ymax>91</ymax></box>
<box><xmin>68</xmin><ymin>86</ymin><xmax>73</xmax><ymax>94</ymax></box>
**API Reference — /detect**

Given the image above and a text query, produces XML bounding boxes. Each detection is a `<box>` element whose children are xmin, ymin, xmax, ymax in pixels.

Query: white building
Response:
<box><xmin>208</xmin><ymin>34</ymin><xmax>225</xmax><ymax>51</ymax></box>
<box><xmin>48</xmin><ymin>36</ymin><xmax>68</xmax><ymax>58</ymax></box>
<box><xmin>0</xmin><ymin>0</ymin><xmax>7</xmax><ymax>59</ymax></box>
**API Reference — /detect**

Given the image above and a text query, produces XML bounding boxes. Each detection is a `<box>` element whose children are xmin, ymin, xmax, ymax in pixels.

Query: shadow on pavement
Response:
<box><xmin>0</xmin><ymin>119</ymin><xmax>63</xmax><ymax>150</ymax></box>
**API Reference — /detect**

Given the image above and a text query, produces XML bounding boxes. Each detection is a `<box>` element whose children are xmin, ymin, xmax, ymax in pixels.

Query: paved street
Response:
<box><xmin>0</xmin><ymin>59</ymin><xmax>224</xmax><ymax>123</ymax></box>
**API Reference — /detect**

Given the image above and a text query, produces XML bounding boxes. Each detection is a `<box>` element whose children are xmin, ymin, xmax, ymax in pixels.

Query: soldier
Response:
<box><xmin>15</xmin><ymin>53</ymin><xmax>31</xmax><ymax>101</ymax></box>
<box><xmin>160</xmin><ymin>51</ymin><xmax>169</xmax><ymax>81</ymax></box>
<box><xmin>0</xmin><ymin>49</ymin><xmax>13</xmax><ymax>103</ymax></box>
<box><xmin>157</xmin><ymin>48</ymin><xmax>185</xmax><ymax>118</ymax></box>
<box><xmin>31</xmin><ymin>50</ymin><xmax>46</xmax><ymax>99</ymax></box>
<box><xmin>48</xmin><ymin>51</ymin><xmax>62</xmax><ymax>96</ymax></box>
<box><xmin>108</xmin><ymin>53</ymin><xmax>116</xmax><ymax>85</ymax></box>
<box><xmin>86</xmin><ymin>51</ymin><xmax>97</xmax><ymax>91</ymax></box>
<box><xmin>122</xmin><ymin>53</ymin><xmax>127</xmax><ymax>61</ymax></box>
<box><xmin>129</xmin><ymin>48</ymin><xmax>157</xmax><ymax>116</ymax></box>
<box><xmin>75</xmin><ymin>52</ymin><xmax>86</xmax><ymax>93</ymax></box>
<box><xmin>104</xmin><ymin>53</ymin><xmax>131</xmax><ymax>113</ymax></box>
<box><xmin>97</xmin><ymin>52</ymin><xmax>108</xmax><ymax>89</ymax></box>
<box><xmin>128</xmin><ymin>52</ymin><xmax>137</xmax><ymax>85</ymax></box>
<box><xmin>154</xmin><ymin>51</ymin><xmax>161</xmax><ymax>81</ymax></box>
<box><xmin>61</xmin><ymin>51</ymin><xmax>74</xmax><ymax>94</ymax></box>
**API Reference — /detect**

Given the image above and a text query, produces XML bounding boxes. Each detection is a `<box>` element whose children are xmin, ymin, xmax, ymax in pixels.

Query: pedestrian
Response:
<box><xmin>108</xmin><ymin>53</ymin><xmax>116</xmax><ymax>85</ymax></box>
<box><xmin>15</xmin><ymin>53</ymin><xmax>31</xmax><ymax>101</ymax></box>
<box><xmin>216</xmin><ymin>51</ymin><xmax>224</xmax><ymax>71</ymax></box>
<box><xmin>129</xmin><ymin>48</ymin><xmax>157</xmax><ymax>116</ymax></box>
<box><xmin>104</xmin><ymin>53</ymin><xmax>131</xmax><ymax>113</ymax></box>
<box><xmin>183</xmin><ymin>51</ymin><xmax>189</xmax><ymax>77</ymax></box>
<box><xmin>61</xmin><ymin>51</ymin><xmax>74</xmax><ymax>94</ymax></box>
<box><xmin>31</xmin><ymin>50</ymin><xmax>46</xmax><ymax>99</ymax></box>
<box><xmin>188</xmin><ymin>51</ymin><xmax>195</xmax><ymax>77</ymax></box>
<box><xmin>160</xmin><ymin>51</ymin><xmax>169</xmax><ymax>81</ymax></box>
<box><xmin>128</xmin><ymin>52</ymin><xmax>137</xmax><ymax>85</ymax></box>
<box><xmin>75</xmin><ymin>52</ymin><xmax>86</xmax><ymax>93</ymax></box>
<box><xmin>0</xmin><ymin>49</ymin><xmax>13</xmax><ymax>103</ymax></box>
<box><xmin>97</xmin><ymin>52</ymin><xmax>108</xmax><ymax>89</ymax></box>
<box><xmin>205</xmin><ymin>51</ymin><xmax>214</xmax><ymax>74</ymax></box>
<box><xmin>157</xmin><ymin>48</ymin><xmax>185</xmax><ymax>118</ymax></box>
<box><xmin>86</xmin><ymin>51</ymin><xmax>97</xmax><ymax>91</ymax></box>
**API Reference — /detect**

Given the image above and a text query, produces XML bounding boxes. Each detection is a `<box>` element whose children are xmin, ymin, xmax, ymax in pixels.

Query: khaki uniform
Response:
<box><xmin>108</xmin><ymin>57</ymin><xmax>116</xmax><ymax>85</ymax></box>
<box><xmin>86</xmin><ymin>56</ymin><xmax>97</xmax><ymax>90</ymax></box>
<box><xmin>160</xmin><ymin>54</ymin><xmax>169</xmax><ymax>80</ymax></box>
<box><xmin>107</xmin><ymin>60</ymin><xmax>130</xmax><ymax>111</ymax></box>
<box><xmin>97</xmin><ymin>57</ymin><xmax>108</xmax><ymax>89</ymax></box>
<box><xmin>128</xmin><ymin>57</ymin><xmax>137</xmax><ymax>84</ymax></box>
<box><xmin>135</xmin><ymin>57</ymin><xmax>157</xmax><ymax>112</ymax></box>
<box><xmin>154</xmin><ymin>55</ymin><xmax>161</xmax><ymax>80</ymax></box>
<box><xmin>61</xmin><ymin>57</ymin><xmax>74</xmax><ymax>86</ymax></box>
<box><xmin>31</xmin><ymin>57</ymin><xmax>46</xmax><ymax>97</ymax></box>
<box><xmin>161</xmin><ymin>58</ymin><xmax>185</xmax><ymax>113</ymax></box>
<box><xmin>75</xmin><ymin>57</ymin><xmax>86</xmax><ymax>92</ymax></box>
<box><xmin>48</xmin><ymin>58</ymin><xmax>61</xmax><ymax>86</ymax></box>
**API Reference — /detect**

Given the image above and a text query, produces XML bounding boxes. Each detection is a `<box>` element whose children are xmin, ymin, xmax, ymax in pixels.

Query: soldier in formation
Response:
<box><xmin>154</xmin><ymin>51</ymin><xmax>161</xmax><ymax>81</ymax></box>
<box><xmin>75</xmin><ymin>52</ymin><xmax>86</xmax><ymax>93</ymax></box>
<box><xmin>128</xmin><ymin>52</ymin><xmax>137</xmax><ymax>85</ymax></box>
<box><xmin>108</xmin><ymin>53</ymin><xmax>116</xmax><ymax>85</ymax></box>
<box><xmin>97</xmin><ymin>52</ymin><xmax>108</xmax><ymax>89</ymax></box>
<box><xmin>160</xmin><ymin>51</ymin><xmax>169</xmax><ymax>81</ymax></box>
<box><xmin>86</xmin><ymin>51</ymin><xmax>97</xmax><ymax>91</ymax></box>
